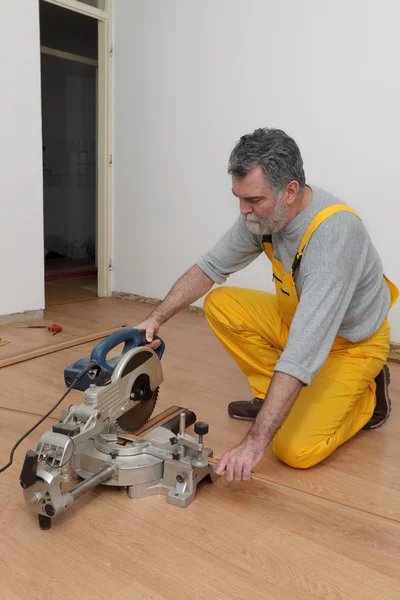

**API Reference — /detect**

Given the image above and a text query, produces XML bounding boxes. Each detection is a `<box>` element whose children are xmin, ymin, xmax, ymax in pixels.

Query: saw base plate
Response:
<box><xmin>71</xmin><ymin>425</ymin><xmax>217</xmax><ymax>508</ymax></box>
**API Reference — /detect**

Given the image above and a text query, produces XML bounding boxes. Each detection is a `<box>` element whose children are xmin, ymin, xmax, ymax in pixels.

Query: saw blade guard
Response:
<box><xmin>112</xmin><ymin>345</ymin><xmax>164</xmax><ymax>431</ymax></box>
<box><xmin>64</xmin><ymin>328</ymin><xmax>165</xmax><ymax>392</ymax></box>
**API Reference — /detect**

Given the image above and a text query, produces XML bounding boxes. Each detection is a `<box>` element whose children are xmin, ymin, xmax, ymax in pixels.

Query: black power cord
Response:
<box><xmin>0</xmin><ymin>361</ymin><xmax>99</xmax><ymax>474</ymax></box>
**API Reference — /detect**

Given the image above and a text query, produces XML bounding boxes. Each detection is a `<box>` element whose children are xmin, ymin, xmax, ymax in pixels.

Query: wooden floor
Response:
<box><xmin>0</xmin><ymin>298</ymin><xmax>399</xmax><ymax>599</ymax></box>
<box><xmin>45</xmin><ymin>275</ymin><xmax>98</xmax><ymax>306</ymax></box>
<box><xmin>0</xmin><ymin>297</ymin><xmax>125</xmax><ymax>364</ymax></box>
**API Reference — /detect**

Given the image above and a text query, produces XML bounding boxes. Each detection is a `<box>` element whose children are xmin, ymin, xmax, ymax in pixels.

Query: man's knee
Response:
<box><xmin>272</xmin><ymin>435</ymin><xmax>320</xmax><ymax>470</ymax></box>
<box><xmin>203</xmin><ymin>286</ymin><xmax>235</xmax><ymax>319</ymax></box>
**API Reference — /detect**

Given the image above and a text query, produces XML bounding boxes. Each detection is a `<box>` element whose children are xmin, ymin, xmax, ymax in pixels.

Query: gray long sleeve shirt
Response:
<box><xmin>196</xmin><ymin>186</ymin><xmax>391</xmax><ymax>385</ymax></box>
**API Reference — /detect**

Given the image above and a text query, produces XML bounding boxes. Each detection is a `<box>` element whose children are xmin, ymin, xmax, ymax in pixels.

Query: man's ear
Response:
<box><xmin>285</xmin><ymin>181</ymin><xmax>300</xmax><ymax>206</ymax></box>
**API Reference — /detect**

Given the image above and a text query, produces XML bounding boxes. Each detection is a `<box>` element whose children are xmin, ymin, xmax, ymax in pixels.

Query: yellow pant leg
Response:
<box><xmin>273</xmin><ymin>320</ymin><xmax>390</xmax><ymax>469</ymax></box>
<box><xmin>204</xmin><ymin>286</ymin><xmax>288</xmax><ymax>399</ymax></box>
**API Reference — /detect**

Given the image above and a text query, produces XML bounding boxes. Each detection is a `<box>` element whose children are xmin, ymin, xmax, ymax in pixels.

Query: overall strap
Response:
<box><xmin>262</xmin><ymin>234</ymin><xmax>274</xmax><ymax>261</ymax></box>
<box><xmin>291</xmin><ymin>205</ymin><xmax>360</xmax><ymax>275</ymax></box>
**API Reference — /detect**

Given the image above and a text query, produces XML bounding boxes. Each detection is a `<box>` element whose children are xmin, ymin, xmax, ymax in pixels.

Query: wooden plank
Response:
<box><xmin>118</xmin><ymin>405</ymin><xmax>185</xmax><ymax>440</ymax></box>
<box><xmin>1</xmin><ymin>410</ymin><xmax>400</xmax><ymax>600</ymax></box>
<box><xmin>0</xmin><ymin>298</ymin><xmax>137</xmax><ymax>363</ymax></box>
<box><xmin>0</xmin><ymin>324</ymin><xmax>127</xmax><ymax>369</ymax></box>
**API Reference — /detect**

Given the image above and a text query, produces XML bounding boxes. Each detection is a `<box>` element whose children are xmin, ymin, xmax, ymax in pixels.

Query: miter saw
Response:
<box><xmin>19</xmin><ymin>328</ymin><xmax>217</xmax><ymax>529</ymax></box>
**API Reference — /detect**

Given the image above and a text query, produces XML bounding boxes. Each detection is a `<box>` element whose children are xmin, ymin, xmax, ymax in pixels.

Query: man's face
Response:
<box><xmin>232</xmin><ymin>165</ymin><xmax>289</xmax><ymax>235</ymax></box>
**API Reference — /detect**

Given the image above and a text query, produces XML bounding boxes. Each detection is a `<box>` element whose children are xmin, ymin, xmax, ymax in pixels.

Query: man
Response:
<box><xmin>135</xmin><ymin>128</ymin><xmax>398</xmax><ymax>482</ymax></box>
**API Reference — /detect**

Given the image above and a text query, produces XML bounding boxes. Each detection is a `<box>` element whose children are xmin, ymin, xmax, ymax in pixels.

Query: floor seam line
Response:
<box><xmin>249</xmin><ymin>474</ymin><xmax>400</xmax><ymax>525</ymax></box>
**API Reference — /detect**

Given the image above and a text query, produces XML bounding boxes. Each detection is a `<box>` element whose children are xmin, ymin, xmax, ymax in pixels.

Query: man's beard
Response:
<box><xmin>244</xmin><ymin>199</ymin><xmax>289</xmax><ymax>235</ymax></box>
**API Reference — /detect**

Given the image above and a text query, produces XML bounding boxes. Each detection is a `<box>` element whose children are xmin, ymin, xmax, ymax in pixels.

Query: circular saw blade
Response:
<box><xmin>116</xmin><ymin>387</ymin><xmax>159</xmax><ymax>433</ymax></box>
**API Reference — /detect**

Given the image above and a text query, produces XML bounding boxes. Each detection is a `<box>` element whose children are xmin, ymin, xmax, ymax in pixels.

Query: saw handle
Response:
<box><xmin>91</xmin><ymin>328</ymin><xmax>165</xmax><ymax>373</ymax></box>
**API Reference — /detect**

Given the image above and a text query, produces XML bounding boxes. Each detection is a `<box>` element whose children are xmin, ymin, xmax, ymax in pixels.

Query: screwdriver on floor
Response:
<box><xmin>16</xmin><ymin>324</ymin><xmax>62</xmax><ymax>335</ymax></box>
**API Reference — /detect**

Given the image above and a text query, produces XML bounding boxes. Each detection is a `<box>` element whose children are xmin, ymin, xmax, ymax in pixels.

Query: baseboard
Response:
<box><xmin>0</xmin><ymin>309</ymin><xmax>44</xmax><ymax>325</ymax></box>
<box><xmin>112</xmin><ymin>291</ymin><xmax>205</xmax><ymax>315</ymax></box>
<box><xmin>389</xmin><ymin>343</ymin><xmax>400</xmax><ymax>364</ymax></box>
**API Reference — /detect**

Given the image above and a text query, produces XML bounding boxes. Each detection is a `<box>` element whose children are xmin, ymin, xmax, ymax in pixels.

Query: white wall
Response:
<box><xmin>113</xmin><ymin>0</ymin><xmax>400</xmax><ymax>340</ymax></box>
<box><xmin>0</xmin><ymin>1</ymin><xmax>44</xmax><ymax>315</ymax></box>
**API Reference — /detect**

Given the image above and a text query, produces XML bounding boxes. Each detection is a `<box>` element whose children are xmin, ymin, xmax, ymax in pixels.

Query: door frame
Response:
<box><xmin>42</xmin><ymin>0</ymin><xmax>113</xmax><ymax>297</ymax></box>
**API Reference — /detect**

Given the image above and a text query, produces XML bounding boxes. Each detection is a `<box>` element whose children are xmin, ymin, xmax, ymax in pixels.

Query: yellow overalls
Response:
<box><xmin>204</xmin><ymin>205</ymin><xmax>399</xmax><ymax>469</ymax></box>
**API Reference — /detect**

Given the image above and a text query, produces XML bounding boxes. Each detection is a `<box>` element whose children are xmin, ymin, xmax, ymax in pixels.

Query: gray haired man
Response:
<box><xmin>135</xmin><ymin>128</ymin><xmax>398</xmax><ymax>481</ymax></box>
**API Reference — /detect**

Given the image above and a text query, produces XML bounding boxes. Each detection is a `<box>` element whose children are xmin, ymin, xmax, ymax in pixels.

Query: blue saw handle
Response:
<box><xmin>90</xmin><ymin>328</ymin><xmax>165</xmax><ymax>373</ymax></box>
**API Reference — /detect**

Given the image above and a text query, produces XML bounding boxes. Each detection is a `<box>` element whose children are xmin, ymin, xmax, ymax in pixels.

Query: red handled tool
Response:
<box><xmin>48</xmin><ymin>324</ymin><xmax>62</xmax><ymax>335</ymax></box>
<box><xmin>17</xmin><ymin>323</ymin><xmax>62</xmax><ymax>335</ymax></box>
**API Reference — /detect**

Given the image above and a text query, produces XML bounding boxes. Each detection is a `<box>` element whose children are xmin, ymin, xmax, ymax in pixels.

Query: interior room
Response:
<box><xmin>40</xmin><ymin>1</ymin><xmax>98</xmax><ymax>306</ymax></box>
<box><xmin>0</xmin><ymin>1</ymin><xmax>399</xmax><ymax>599</ymax></box>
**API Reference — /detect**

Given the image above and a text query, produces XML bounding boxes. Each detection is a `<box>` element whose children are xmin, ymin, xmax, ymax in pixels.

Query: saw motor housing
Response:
<box><xmin>63</xmin><ymin>327</ymin><xmax>165</xmax><ymax>392</ymax></box>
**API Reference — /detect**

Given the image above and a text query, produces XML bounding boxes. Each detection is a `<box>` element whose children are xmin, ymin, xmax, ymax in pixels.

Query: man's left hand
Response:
<box><xmin>215</xmin><ymin>439</ymin><xmax>265</xmax><ymax>482</ymax></box>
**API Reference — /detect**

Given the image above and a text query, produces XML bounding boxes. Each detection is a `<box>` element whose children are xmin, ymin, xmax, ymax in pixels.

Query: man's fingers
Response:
<box><xmin>215</xmin><ymin>449</ymin><xmax>258</xmax><ymax>483</ymax></box>
<box><xmin>145</xmin><ymin>326</ymin><xmax>155</xmax><ymax>343</ymax></box>
<box><xmin>148</xmin><ymin>339</ymin><xmax>161</xmax><ymax>350</ymax></box>
<box><xmin>133</xmin><ymin>321</ymin><xmax>160</xmax><ymax>345</ymax></box>
<box><xmin>215</xmin><ymin>455</ymin><xmax>227</xmax><ymax>475</ymax></box>
<box><xmin>136</xmin><ymin>326</ymin><xmax>161</xmax><ymax>349</ymax></box>
<box><xmin>242</xmin><ymin>461</ymin><xmax>252</xmax><ymax>482</ymax></box>
<box><xmin>234</xmin><ymin>459</ymin><xmax>244</xmax><ymax>481</ymax></box>
<box><xmin>216</xmin><ymin>453</ymin><xmax>246</xmax><ymax>481</ymax></box>
<box><xmin>226</xmin><ymin>457</ymin><xmax>236</xmax><ymax>481</ymax></box>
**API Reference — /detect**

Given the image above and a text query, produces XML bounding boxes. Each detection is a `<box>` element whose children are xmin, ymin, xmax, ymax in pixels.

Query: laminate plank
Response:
<box><xmin>0</xmin><ymin>410</ymin><xmax>399</xmax><ymax>600</ymax></box>
<box><xmin>0</xmin><ymin>298</ymin><xmax>136</xmax><ymax>362</ymax></box>
<box><xmin>0</xmin><ymin>325</ymin><xmax>128</xmax><ymax>369</ymax></box>
<box><xmin>118</xmin><ymin>406</ymin><xmax>186</xmax><ymax>439</ymax></box>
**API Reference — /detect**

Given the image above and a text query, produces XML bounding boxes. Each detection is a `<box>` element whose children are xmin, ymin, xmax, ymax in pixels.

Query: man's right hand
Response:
<box><xmin>134</xmin><ymin>318</ymin><xmax>162</xmax><ymax>350</ymax></box>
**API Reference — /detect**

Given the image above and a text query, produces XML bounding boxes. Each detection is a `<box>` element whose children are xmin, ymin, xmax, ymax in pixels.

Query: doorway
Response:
<box><xmin>39</xmin><ymin>0</ymin><xmax>112</xmax><ymax>306</ymax></box>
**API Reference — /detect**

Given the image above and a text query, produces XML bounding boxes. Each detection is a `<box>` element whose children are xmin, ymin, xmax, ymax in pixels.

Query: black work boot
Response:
<box><xmin>363</xmin><ymin>364</ymin><xmax>391</xmax><ymax>430</ymax></box>
<box><xmin>227</xmin><ymin>397</ymin><xmax>263</xmax><ymax>421</ymax></box>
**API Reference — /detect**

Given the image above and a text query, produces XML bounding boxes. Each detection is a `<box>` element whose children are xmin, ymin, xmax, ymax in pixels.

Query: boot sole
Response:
<box><xmin>364</xmin><ymin>364</ymin><xmax>391</xmax><ymax>430</ymax></box>
<box><xmin>229</xmin><ymin>414</ymin><xmax>257</xmax><ymax>422</ymax></box>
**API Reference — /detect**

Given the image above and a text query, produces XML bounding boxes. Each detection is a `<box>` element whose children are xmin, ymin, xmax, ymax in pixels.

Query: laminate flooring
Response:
<box><xmin>1</xmin><ymin>410</ymin><xmax>399</xmax><ymax>600</ymax></box>
<box><xmin>0</xmin><ymin>298</ymin><xmax>399</xmax><ymax>599</ymax></box>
